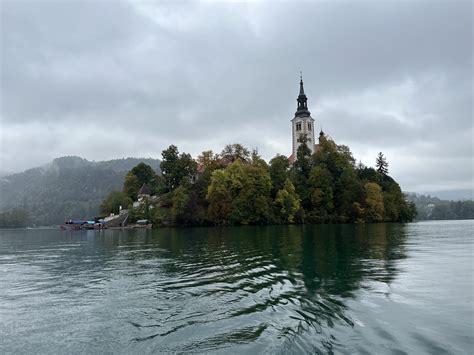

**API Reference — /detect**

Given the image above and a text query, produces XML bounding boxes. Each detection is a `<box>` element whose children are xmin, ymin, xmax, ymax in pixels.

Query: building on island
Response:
<box><xmin>289</xmin><ymin>75</ymin><xmax>325</xmax><ymax>163</ymax></box>
<box><xmin>137</xmin><ymin>183</ymin><xmax>151</xmax><ymax>200</ymax></box>
<box><xmin>133</xmin><ymin>183</ymin><xmax>153</xmax><ymax>208</ymax></box>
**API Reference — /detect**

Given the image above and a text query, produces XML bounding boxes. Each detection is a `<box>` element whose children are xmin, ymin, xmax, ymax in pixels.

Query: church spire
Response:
<box><xmin>299</xmin><ymin>71</ymin><xmax>305</xmax><ymax>96</ymax></box>
<box><xmin>296</xmin><ymin>73</ymin><xmax>310</xmax><ymax>117</ymax></box>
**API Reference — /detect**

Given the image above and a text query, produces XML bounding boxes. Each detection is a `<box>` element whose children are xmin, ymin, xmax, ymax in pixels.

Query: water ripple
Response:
<box><xmin>0</xmin><ymin>222</ymin><xmax>473</xmax><ymax>353</ymax></box>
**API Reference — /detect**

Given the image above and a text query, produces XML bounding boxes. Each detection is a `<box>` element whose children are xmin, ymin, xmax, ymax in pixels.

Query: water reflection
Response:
<box><xmin>1</xmin><ymin>224</ymin><xmax>411</xmax><ymax>353</ymax></box>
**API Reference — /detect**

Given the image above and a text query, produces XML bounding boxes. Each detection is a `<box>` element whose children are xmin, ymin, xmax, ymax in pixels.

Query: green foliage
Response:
<box><xmin>275</xmin><ymin>179</ymin><xmax>300</xmax><ymax>223</ymax></box>
<box><xmin>123</xmin><ymin>173</ymin><xmax>141</xmax><ymax>200</ymax></box>
<box><xmin>308</xmin><ymin>166</ymin><xmax>334</xmax><ymax>222</ymax></box>
<box><xmin>291</xmin><ymin>138</ymin><xmax>313</xmax><ymax>209</ymax></box>
<box><xmin>269</xmin><ymin>155</ymin><xmax>289</xmax><ymax>197</ymax></box>
<box><xmin>100</xmin><ymin>191</ymin><xmax>132</xmax><ymax>215</ymax></box>
<box><xmin>220</xmin><ymin>143</ymin><xmax>251</xmax><ymax>163</ymax></box>
<box><xmin>128</xmin><ymin>198</ymin><xmax>150</xmax><ymax>221</ymax></box>
<box><xmin>364</xmin><ymin>182</ymin><xmax>385</xmax><ymax>222</ymax></box>
<box><xmin>123</xmin><ymin>162</ymin><xmax>159</xmax><ymax>199</ymax></box>
<box><xmin>376</xmin><ymin>152</ymin><xmax>389</xmax><ymax>177</ymax></box>
<box><xmin>0</xmin><ymin>156</ymin><xmax>161</xmax><ymax>226</ymax></box>
<box><xmin>160</xmin><ymin>145</ymin><xmax>197</xmax><ymax>191</ymax></box>
<box><xmin>197</xmin><ymin>150</ymin><xmax>223</xmax><ymax>173</ymax></box>
<box><xmin>171</xmin><ymin>185</ymin><xmax>191</xmax><ymax>225</ymax></box>
<box><xmin>207</xmin><ymin>160</ymin><xmax>272</xmax><ymax>225</ymax></box>
<box><xmin>98</xmin><ymin>140</ymin><xmax>418</xmax><ymax>228</ymax></box>
<box><xmin>0</xmin><ymin>209</ymin><xmax>29</xmax><ymax>228</ymax></box>
<box><xmin>406</xmin><ymin>193</ymin><xmax>472</xmax><ymax>220</ymax></box>
<box><xmin>206</xmin><ymin>169</ymin><xmax>234</xmax><ymax>224</ymax></box>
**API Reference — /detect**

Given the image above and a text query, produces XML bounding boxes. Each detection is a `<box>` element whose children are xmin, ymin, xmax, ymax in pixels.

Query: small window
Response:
<box><xmin>308</xmin><ymin>123</ymin><xmax>312</xmax><ymax>130</ymax></box>
<box><xmin>296</xmin><ymin>123</ymin><xmax>302</xmax><ymax>131</ymax></box>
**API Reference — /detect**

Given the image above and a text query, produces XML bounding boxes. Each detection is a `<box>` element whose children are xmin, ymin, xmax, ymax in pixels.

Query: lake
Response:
<box><xmin>0</xmin><ymin>221</ymin><xmax>472</xmax><ymax>353</ymax></box>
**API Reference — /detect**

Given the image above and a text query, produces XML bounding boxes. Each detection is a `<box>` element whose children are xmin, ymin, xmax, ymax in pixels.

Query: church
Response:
<box><xmin>288</xmin><ymin>76</ymin><xmax>324</xmax><ymax>164</ymax></box>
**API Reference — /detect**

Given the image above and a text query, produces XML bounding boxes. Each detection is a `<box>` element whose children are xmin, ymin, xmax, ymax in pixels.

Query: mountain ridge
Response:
<box><xmin>0</xmin><ymin>156</ymin><xmax>161</xmax><ymax>225</ymax></box>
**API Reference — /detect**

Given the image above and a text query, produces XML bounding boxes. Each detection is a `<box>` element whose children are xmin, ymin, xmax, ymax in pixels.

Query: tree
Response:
<box><xmin>206</xmin><ymin>169</ymin><xmax>234</xmax><ymax>224</ymax></box>
<box><xmin>100</xmin><ymin>191</ymin><xmax>132</xmax><ymax>215</ymax></box>
<box><xmin>123</xmin><ymin>163</ymin><xmax>158</xmax><ymax>199</ymax></box>
<box><xmin>376</xmin><ymin>152</ymin><xmax>389</xmax><ymax>177</ymax></box>
<box><xmin>250</xmin><ymin>149</ymin><xmax>269</xmax><ymax>169</ymax></box>
<box><xmin>171</xmin><ymin>185</ymin><xmax>191</xmax><ymax>225</ymax></box>
<box><xmin>307</xmin><ymin>166</ymin><xmax>334</xmax><ymax>221</ymax></box>
<box><xmin>364</xmin><ymin>182</ymin><xmax>385</xmax><ymax>222</ymax></box>
<box><xmin>269</xmin><ymin>155</ymin><xmax>289</xmax><ymax>197</ymax></box>
<box><xmin>0</xmin><ymin>209</ymin><xmax>29</xmax><ymax>228</ymax></box>
<box><xmin>206</xmin><ymin>160</ymin><xmax>272</xmax><ymax>225</ymax></box>
<box><xmin>275</xmin><ymin>179</ymin><xmax>301</xmax><ymax>223</ymax></box>
<box><xmin>231</xmin><ymin>163</ymin><xmax>272</xmax><ymax>224</ymax></box>
<box><xmin>290</xmin><ymin>135</ymin><xmax>313</xmax><ymax>209</ymax></box>
<box><xmin>197</xmin><ymin>150</ymin><xmax>222</xmax><ymax>172</ymax></box>
<box><xmin>160</xmin><ymin>145</ymin><xmax>197</xmax><ymax>191</ymax></box>
<box><xmin>220</xmin><ymin>143</ymin><xmax>250</xmax><ymax>164</ymax></box>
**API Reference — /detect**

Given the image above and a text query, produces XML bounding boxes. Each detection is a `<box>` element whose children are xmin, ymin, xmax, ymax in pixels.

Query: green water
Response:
<box><xmin>0</xmin><ymin>221</ymin><xmax>472</xmax><ymax>353</ymax></box>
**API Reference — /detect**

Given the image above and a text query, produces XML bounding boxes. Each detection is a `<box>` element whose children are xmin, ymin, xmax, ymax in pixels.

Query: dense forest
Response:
<box><xmin>101</xmin><ymin>135</ymin><xmax>417</xmax><ymax>227</ymax></box>
<box><xmin>406</xmin><ymin>193</ymin><xmax>474</xmax><ymax>220</ymax></box>
<box><xmin>0</xmin><ymin>156</ymin><xmax>161</xmax><ymax>226</ymax></box>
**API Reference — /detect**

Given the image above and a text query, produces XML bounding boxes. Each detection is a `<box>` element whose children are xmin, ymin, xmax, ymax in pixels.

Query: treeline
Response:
<box><xmin>101</xmin><ymin>135</ymin><xmax>416</xmax><ymax>226</ymax></box>
<box><xmin>0</xmin><ymin>156</ymin><xmax>162</xmax><ymax>226</ymax></box>
<box><xmin>0</xmin><ymin>209</ymin><xmax>29</xmax><ymax>228</ymax></box>
<box><xmin>406</xmin><ymin>193</ymin><xmax>473</xmax><ymax>220</ymax></box>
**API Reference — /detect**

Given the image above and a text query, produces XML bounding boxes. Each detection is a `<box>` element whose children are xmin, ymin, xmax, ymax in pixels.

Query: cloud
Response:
<box><xmin>1</xmin><ymin>0</ymin><xmax>472</xmax><ymax>197</ymax></box>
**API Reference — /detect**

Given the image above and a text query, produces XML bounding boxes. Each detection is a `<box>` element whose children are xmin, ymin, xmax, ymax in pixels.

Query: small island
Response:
<box><xmin>100</xmin><ymin>78</ymin><xmax>417</xmax><ymax>228</ymax></box>
<box><xmin>100</xmin><ymin>137</ymin><xmax>416</xmax><ymax>227</ymax></box>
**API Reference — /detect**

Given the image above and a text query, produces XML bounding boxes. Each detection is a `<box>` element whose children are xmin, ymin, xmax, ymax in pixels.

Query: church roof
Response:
<box><xmin>138</xmin><ymin>183</ymin><xmax>151</xmax><ymax>196</ymax></box>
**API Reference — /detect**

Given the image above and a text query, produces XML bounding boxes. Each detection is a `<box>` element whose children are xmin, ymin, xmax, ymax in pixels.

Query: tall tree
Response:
<box><xmin>275</xmin><ymin>179</ymin><xmax>301</xmax><ymax>223</ymax></box>
<box><xmin>364</xmin><ymin>182</ymin><xmax>385</xmax><ymax>222</ymax></box>
<box><xmin>123</xmin><ymin>162</ymin><xmax>158</xmax><ymax>199</ymax></box>
<box><xmin>308</xmin><ymin>166</ymin><xmax>334</xmax><ymax>221</ymax></box>
<box><xmin>291</xmin><ymin>134</ymin><xmax>313</xmax><ymax>210</ymax></box>
<box><xmin>269</xmin><ymin>155</ymin><xmax>289</xmax><ymax>197</ymax></box>
<box><xmin>160</xmin><ymin>145</ymin><xmax>197</xmax><ymax>191</ymax></box>
<box><xmin>376</xmin><ymin>152</ymin><xmax>389</xmax><ymax>177</ymax></box>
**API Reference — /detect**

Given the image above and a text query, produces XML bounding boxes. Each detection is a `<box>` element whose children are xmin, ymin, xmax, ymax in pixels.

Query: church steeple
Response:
<box><xmin>296</xmin><ymin>73</ymin><xmax>310</xmax><ymax>117</ymax></box>
<box><xmin>291</xmin><ymin>72</ymin><xmax>316</xmax><ymax>160</ymax></box>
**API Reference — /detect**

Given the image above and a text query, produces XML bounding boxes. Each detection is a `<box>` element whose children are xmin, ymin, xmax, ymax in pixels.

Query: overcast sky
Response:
<box><xmin>1</xmin><ymin>0</ymin><xmax>472</xmax><ymax>199</ymax></box>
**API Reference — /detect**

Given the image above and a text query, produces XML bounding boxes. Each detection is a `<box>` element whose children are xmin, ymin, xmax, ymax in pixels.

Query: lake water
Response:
<box><xmin>0</xmin><ymin>221</ymin><xmax>472</xmax><ymax>353</ymax></box>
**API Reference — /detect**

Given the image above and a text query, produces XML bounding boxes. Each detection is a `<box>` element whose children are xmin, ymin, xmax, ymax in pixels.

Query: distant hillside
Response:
<box><xmin>0</xmin><ymin>156</ymin><xmax>161</xmax><ymax>226</ymax></box>
<box><xmin>405</xmin><ymin>193</ymin><xmax>474</xmax><ymax>220</ymax></box>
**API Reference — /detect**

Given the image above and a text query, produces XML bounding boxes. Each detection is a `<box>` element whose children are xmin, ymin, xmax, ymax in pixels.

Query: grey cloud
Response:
<box><xmin>1</xmin><ymin>0</ymin><xmax>472</xmax><ymax>198</ymax></box>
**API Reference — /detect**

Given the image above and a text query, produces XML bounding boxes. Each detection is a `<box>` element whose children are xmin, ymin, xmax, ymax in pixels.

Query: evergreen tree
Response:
<box><xmin>376</xmin><ymin>152</ymin><xmax>389</xmax><ymax>177</ymax></box>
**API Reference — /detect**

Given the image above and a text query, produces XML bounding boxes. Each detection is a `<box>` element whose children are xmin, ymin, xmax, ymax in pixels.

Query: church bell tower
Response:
<box><xmin>291</xmin><ymin>74</ymin><xmax>315</xmax><ymax>158</ymax></box>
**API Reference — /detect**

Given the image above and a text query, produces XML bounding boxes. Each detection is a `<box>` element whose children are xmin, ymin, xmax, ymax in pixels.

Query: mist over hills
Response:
<box><xmin>0</xmin><ymin>156</ymin><xmax>161</xmax><ymax>226</ymax></box>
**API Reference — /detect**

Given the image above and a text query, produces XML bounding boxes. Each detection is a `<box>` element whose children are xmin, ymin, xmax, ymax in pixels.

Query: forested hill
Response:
<box><xmin>405</xmin><ymin>193</ymin><xmax>474</xmax><ymax>220</ymax></box>
<box><xmin>0</xmin><ymin>156</ymin><xmax>161</xmax><ymax>226</ymax></box>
